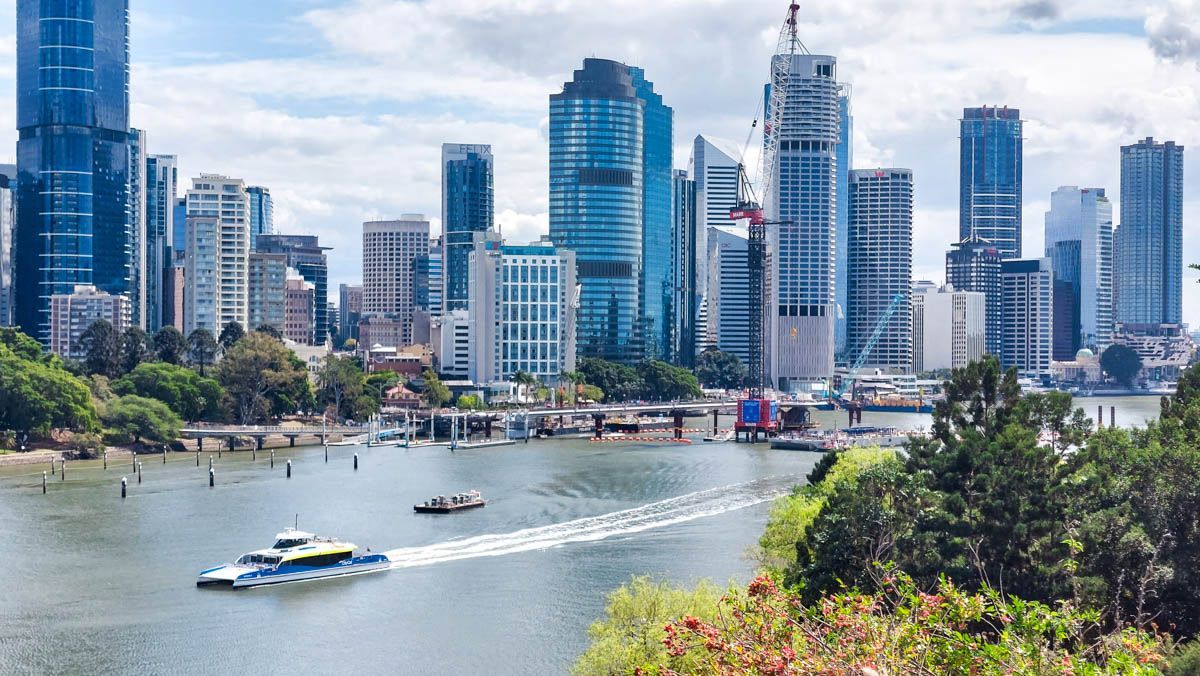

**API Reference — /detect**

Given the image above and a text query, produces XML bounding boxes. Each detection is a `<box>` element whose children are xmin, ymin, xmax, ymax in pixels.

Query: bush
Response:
<box><xmin>65</xmin><ymin>432</ymin><xmax>105</xmax><ymax>460</ymax></box>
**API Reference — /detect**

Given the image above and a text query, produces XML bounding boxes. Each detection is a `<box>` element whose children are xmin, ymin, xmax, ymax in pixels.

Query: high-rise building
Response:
<box><xmin>127</xmin><ymin>128</ymin><xmax>147</xmax><ymax>329</ymax></box>
<box><xmin>706</xmin><ymin>225</ymin><xmax>754</xmax><ymax>368</ymax></box>
<box><xmin>48</xmin><ymin>285</ymin><xmax>132</xmax><ymax>361</ymax></box>
<box><xmin>441</xmin><ymin>144</ymin><xmax>493</xmax><ymax>312</ymax></box>
<box><xmin>256</xmin><ymin>234</ymin><xmax>330</xmax><ymax>344</ymax></box>
<box><xmin>946</xmin><ymin>235</ymin><xmax>1003</xmax><ymax>356</ymax></box>
<box><xmin>629</xmin><ymin>66</ymin><xmax>674</xmax><ymax>361</ymax></box>
<box><xmin>1000</xmin><ymin>258</ymin><xmax>1054</xmax><ymax>377</ymax></box>
<box><xmin>247</xmin><ymin>252</ymin><xmax>287</xmax><ymax>333</ymax></box>
<box><xmin>247</xmin><ymin>186</ymin><xmax>273</xmax><ymax>251</ymax></box>
<box><xmin>467</xmin><ymin>232</ymin><xmax>577</xmax><ymax>386</ymax></box>
<box><xmin>144</xmin><ymin>155</ymin><xmax>177</xmax><ymax>332</ymax></box>
<box><xmin>14</xmin><ymin>0</ymin><xmax>132</xmax><ymax>343</ymax></box>
<box><xmin>0</xmin><ymin>165</ymin><xmax>15</xmax><ymax>326</ymax></box>
<box><xmin>339</xmin><ymin>284</ymin><xmax>363</xmax><ymax>344</ymax></box>
<box><xmin>172</xmin><ymin>197</ymin><xmax>187</xmax><ymax>253</ymax></box>
<box><xmin>770</xmin><ymin>53</ymin><xmax>840</xmax><ymax>392</ymax></box>
<box><xmin>1044</xmin><ymin>186</ymin><xmax>1114</xmax><ymax>358</ymax></box>
<box><xmin>960</xmin><ymin>106</ymin><xmax>1023</xmax><ymax>259</ymax></box>
<box><xmin>184</xmin><ymin>175</ymin><xmax>250</xmax><ymax>335</ymax></box>
<box><xmin>669</xmin><ymin>170</ymin><xmax>698</xmax><ymax>366</ymax></box>
<box><xmin>691</xmin><ymin>135</ymin><xmax>741</xmax><ymax>352</ymax></box>
<box><xmin>846</xmin><ymin>169</ymin><xmax>913</xmax><ymax>372</ymax></box>
<box><xmin>362</xmin><ymin>216</ymin><xmax>430</xmax><ymax>347</ymax></box>
<box><xmin>912</xmin><ymin>284</ymin><xmax>987</xmax><ymax>373</ymax></box>
<box><xmin>162</xmin><ymin>262</ymin><xmax>185</xmax><ymax>333</ymax></box>
<box><xmin>549</xmin><ymin>58</ymin><xmax>646</xmax><ymax>363</ymax></box>
<box><xmin>284</xmin><ymin>271</ymin><xmax>315</xmax><ymax>345</ymax></box>
<box><xmin>415</xmin><ymin>237</ymin><xmax>444</xmax><ymax>317</ymax></box>
<box><xmin>431</xmin><ymin>310</ymin><xmax>470</xmax><ymax>380</ymax></box>
<box><xmin>835</xmin><ymin>85</ymin><xmax>854</xmax><ymax>356</ymax></box>
<box><xmin>1116</xmin><ymin>138</ymin><xmax>1184</xmax><ymax>325</ymax></box>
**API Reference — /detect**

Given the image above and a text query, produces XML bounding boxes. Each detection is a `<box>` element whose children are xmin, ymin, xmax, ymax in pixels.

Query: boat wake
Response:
<box><xmin>383</xmin><ymin>476</ymin><xmax>797</xmax><ymax>569</ymax></box>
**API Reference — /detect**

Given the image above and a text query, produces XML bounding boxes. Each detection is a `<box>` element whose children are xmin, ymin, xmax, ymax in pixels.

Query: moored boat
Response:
<box><xmin>197</xmin><ymin>528</ymin><xmax>389</xmax><ymax>588</ymax></box>
<box><xmin>414</xmin><ymin>490</ymin><xmax>486</xmax><ymax>514</ymax></box>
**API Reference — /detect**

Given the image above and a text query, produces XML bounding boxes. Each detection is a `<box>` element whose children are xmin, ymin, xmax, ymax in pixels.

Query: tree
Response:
<box><xmin>578</xmin><ymin>357</ymin><xmax>644</xmax><ymax>403</ymax></box>
<box><xmin>1101</xmin><ymin>343</ymin><xmax>1143</xmax><ymax>389</ymax></box>
<box><xmin>694</xmin><ymin>348</ymin><xmax>748</xmax><ymax>389</ymax></box>
<box><xmin>364</xmin><ymin>371</ymin><xmax>401</xmax><ymax>410</ymax></box>
<box><xmin>120</xmin><ymin>326</ymin><xmax>152</xmax><ymax>375</ymax></box>
<box><xmin>318</xmin><ymin>355</ymin><xmax>365</xmax><ymax>420</ymax></box>
<box><xmin>254</xmin><ymin>324</ymin><xmax>283</xmax><ymax>341</ymax></box>
<box><xmin>79</xmin><ymin>319</ymin><xmax>122</xmax><ymax>378</ymax></box>
<box><xmin>153</xmin><ymin>326</ymin><xmax>187</xmax><ymax>365</ymax></box>
<box><xmin>102</xmin><ymin>395</ymin><xmax>182</xmax><ymax>445</ymax></box>
<box><xmin>341</xmin><ymin>338</ymin><xmax>357</xmax><ymax>352</ymax></box>
<box><xmin>420</xmin><ymin>369</ymin><xmax>451</xmax><ymax>409</ymax></box>
<box><xmin>456</xmin><ymin>394</ymin><xmax>484</xmax><ymax>410</ymax></box>
<box><xmin>579</xmin><ymin>384</ymin><xmax>604</xmax><ymax>403</ymax></box>
<box><xmin>113</xmin><ymin>362</ymin><xmax>223</xmax><ymax>422</ymax></box>
<box><xmin>637</xmin><ymin>359</ymin><xmax>702</xmax><ymax>401</ymax></box>
<box><xmin>0</xmin><ymin>340</ymin><xmax>99</xmax><ymax>436</ymax></box>
<box><xmin>216</xmin><ymin>333</ymin><xmax>312</xmax><ymax>424</ymax></box>
<box><xmin>218</xmin><ymin>321</ymin><xmax>245</xmax><ymax>353</ymax></box>
<box><xmin>513</xmin><ymin>370</ymin><xmax>538</xmax><ymax>403</ymax></box>
<box><xmin>0</xmin><ymin>327</ymin><xmax>47</xmax><ymax>363</ymax></box>
<box><xmin>187</xmin><ymin>328</ymin><xmax>218</xmax><ymax>376</ymax></box>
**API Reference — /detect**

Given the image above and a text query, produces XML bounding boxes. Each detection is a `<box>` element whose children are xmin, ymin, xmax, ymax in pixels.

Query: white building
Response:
<box><xmin>1044</xmin><ymin>186</ymin><xmax>1114</xmax><ymax>354</ymax></box>
<box><xmin>912</xmin><ymin>284</ymin><xmax>987</xmax><ymax>373</ymax></box>
<box><xmin>248</xmin><ymin>252</ymin><xmax>287</xmax><ymax>333</ymax></box>
<box><xmin>127</xmin><ymin>129</ymin><xmax>147</xmax><ymax>330</ymax></box>
<box><xmin>361</xmin><ymin>216</ymin><xmax>430</xmax><ymax>346</ymax></box>
<box><xmin>706</xmin><ymin>225</ymin><xmax>753</xmax><ymax>367</ymax></box>
<box><xmin>49</xmin><ymin>285</ymin><xmax>132</xmax><ymax>360</ymax></box>
<box><xmin>692</xmin><ymin>135</ymin><xmax>741</xmax><ymax>324</ymax></box>
<box><xmin>467</xmin><ymin>232</ymin><xmax>577</xmax><ymax>388</ymax></box>
<box><xmin>1001</xmin><ymin>258</ymin><xmax>1054</xmax><ymax>377</ymax></box>
<box><xmin>184</xmin><ymin>175</ymin><xmax>249</xmax><ymax>334</ymax></box>
<box><xmin>431</xmin><ymin>310</ymin><xmax>470</xmax><ymax>380</ymax></box>
<box><xmin>0</xmin><ymin>165</ymin><xmax>15</xmax><ymax>326</ymax></box>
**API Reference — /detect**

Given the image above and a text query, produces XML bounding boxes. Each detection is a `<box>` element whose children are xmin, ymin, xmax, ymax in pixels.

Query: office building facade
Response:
<box><xmin>284</xmin><ymin>273</ymin><xmax>315</xmax><ymax>345</ymax></box>
<box><xmin>770</xmin><ymin>53</ymin><xmax>840</xmax><ymax>391</ymax></box>
<box><xmin>1000</xmin><ymin>258</ymin><xmax>1054</xmax><ymax>376</ymax></box>
<box><xmin>846</xmin><ymin>169</ymin><xmax>913</xmax><ymax>372</ymax></box>
<box><xmin>442</xmin><ymin>144</ymin><xmax>493</xmax><ymax>312</ymax></box>
<box><xmin>946</xmin><ymin>235</ymin><xmax>1003</xmax><ymax>356</ymax></box>
<box><xmin>247</xmin><ymin>186</ymin><xmax>273</xmax><ymax>251</ymax></box>
<box><xmin>835</xmin><ymin>85</ymin><xmax>853</xmax><ymax>356</ymax></box>
<box><xmin>960</xmin><ymin>106</ymin><xmax>1023</xmax><ymax>259</ymax></box>
<box><xmin>339</xmin><ymin>284</ymin><xmax>363</xmax><ymax>344</ymax></box>
<box><xmin>1116</xmin><ymin>138</ymin><xmax>1184</xmax><ymax>325</ymax></box>
<box><xmin>15</xmin><ymin>0</ymin><xmax>132</xmax><ymax>342</ymax></box>
<box><xmin>706</xmin><ymin>225</ymin><xmax>754</xmax><ymax>368</ymax></box>
<box><xmin>127</xmin><ymin>128</ymin><xmax>146</xmax><ymax>329</ymax></box>
<box><xmin>144</xmin><ymin>154</ymin><xmax>177</xmax><ymax>332</ymax></box>
<box><xmin>669</xmin><ymin>170</ymin><xmax>698</xmax><ymax>366</ymax></box>
<box><xmin>691</xmin><ymin>135</ymin><xmax>741</xmax><ymax>352</ymax></box>
<box><xmin>549</xmin><ymin>58</ymin><xmax>645</xmax><ymax>363</ymax></box>
<box><xmin>912</xmin><ymin>284</ymin><xmax>986</xmax><ymax>373</ymax></box>
<box><xmin>0</xmin><ymin>166</ymin><xmax>15</xmax><ymax>326</ymax></box>
<box><xmin>184</xmin><ymin>175</ymin><xmax>249</xmax><ymax>335</ymax></box>
<box><xmin>361</xmin><ymin>217</ymin><xmax>430</xmax><ymax>347</ymax></box>
<box><xmin>48</xmin><ymin>285</ymin><xmax>131</xmax><ymax>360</ymax></box>
<box><xmin>1044</xmin><ymin>186</ymin><xmax>1114</xmax><ymax>358</ymax></box>
<box><xmin>256</xmin><ymin>234</ymin><xmax>329</xmax><ymax>344</ymax></box>
<box><xmin>247</xmin><ymin>252</ymin><xmax>287</xmax><ymax>334</ymax></box>
<box><xmin>467</xmin><ymin>232</ymin><xmax>577</xmax><ymax>385</ymax></box>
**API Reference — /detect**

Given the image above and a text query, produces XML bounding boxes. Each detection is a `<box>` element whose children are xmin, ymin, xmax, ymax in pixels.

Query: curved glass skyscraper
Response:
<box><xmin>549</xmin><ymin>58</ymin><xmax>645</xmax><ymax>363</ymax></box>
<box><xmin>15</xmin><ymin>0</ymin><xmax>131</xmax><ymax>342</ymax></box>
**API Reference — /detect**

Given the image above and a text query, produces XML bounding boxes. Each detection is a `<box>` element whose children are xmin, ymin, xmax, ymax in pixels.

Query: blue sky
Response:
<box><xmin>0</xmin><ymin>0</ymin><xmax>1198</xmax><ymax>327</ymax></box>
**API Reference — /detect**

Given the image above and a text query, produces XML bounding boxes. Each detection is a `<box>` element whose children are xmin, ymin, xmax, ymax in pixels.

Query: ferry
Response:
<box><xmin>196</xmin><ymin>528</ymin><xmax>390</xmax><ymax>588</ymax></box>
<box><xmin>414</xmin><ymin>490</ymin><xmax>486</xmax><ymax>514</ymax></box>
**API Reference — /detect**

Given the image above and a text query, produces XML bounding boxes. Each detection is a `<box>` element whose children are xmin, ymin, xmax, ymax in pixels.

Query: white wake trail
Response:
<box><xmin>383</xmin><ymin>477</ymin><xmax>795</xmax><ymax>569</ymax></box>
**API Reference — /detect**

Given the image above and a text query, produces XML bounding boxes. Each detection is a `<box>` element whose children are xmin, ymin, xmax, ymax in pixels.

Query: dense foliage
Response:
<box><xmin>317</xmin><ymin>355</ymin><xmax>369</xmax><ymax>420</ymax></box>
<box><xmin>102</xmin><ymin>395</ymin><xmax>182</xmax><ymax>445</ymax></box>
<box><xmin>577</xmin><ymin>358</ymin><xmax>702</xmax><ymax>402</ymax></box>
<box><xmin>693</xmin><ymin>348</ymin><xmax>747</xmax><ymax>389</ymax></box>
<box><xmin>1101</xmin><ymin>344</ymin><xmax>1143</xmax><ymax>388</ymax></box>
<box><xmin>216</xmin><ymin>333</ymin><xmax>313</xmax><ymax>424</ymax></box>
<box><xmin>418</xmin><ymin>369</ymin><xmax>451</xmax><ymax>409</ymax></box>
<box><xmin>0</xmin><ymin>329</ymin><xmax>98</xmax><ymax>436</ymax></box>
<box><xmin>113</xmin><ymin>362</ymin><xmax>223</xmax><ymax>422</ymax></box>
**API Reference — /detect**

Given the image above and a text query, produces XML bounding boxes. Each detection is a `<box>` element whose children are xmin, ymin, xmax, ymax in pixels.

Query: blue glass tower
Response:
<box><xmin>1117</xmin><ymin>138</ymin><xmax>1184</xmax><ymax>325</ymax></box>
<box><xmin>247</xmin><ymin>186</ymin><xmax>273</xmax><ymax>251</ymax></box>
<box><xmin>960</xmin><ymin>106</ymin><xmax>1023</xmax><ymax>259</ymax></box>
<box><xmin>14</xmin><ymin>0</ymin><xmax>132</xmax><ymax>342</ymax></box>
<box><xmin>442</xmin><ymin>144</ymin><xmax>493</xmax><ymax>312</ymax></box>
<box><xmin>144</xmin><ymin>154</ymin><xmax>176</xmax><ymax>332</ymax></box>
<box><xmin>629</xmin><ymin>67</ymin><xmax>674</xmax><ymax>361</ymax></box>
<box><xmin>834</xmin><ymin>85</ymin><xmax>853</xmax><ymax>358</ymax></box>
<box><xmin>549</xmin><ymin>58</ymin><xmax>644</xmax><ymax>364</ymax></box>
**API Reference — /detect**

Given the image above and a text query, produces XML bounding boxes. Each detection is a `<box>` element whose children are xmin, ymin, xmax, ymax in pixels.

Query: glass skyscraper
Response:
<box><xmin>256</xmin><ymin>234</ymin><xmax>330</xmax><ymax>344</ymax></box>
<box><xmin>960</xmin><ymin>106</ymin><xmax>1023</xmax><ymax>259</ymax></box>
<box><xmin>144</xmin><ymin>154</ymin><xmax>177</xmax><ymax>332</ymax></box>
<box><xmin>247</xmin><ymin>186</ymin><xmax>273</xmax><ymax>251</ymax></box>
<box><xmin>442</xmin><ymin>144</ymin><xmax>493</xmax><ymax>312</ymax></box>
<box><xmin>834</xmin><ymin>85</ymin><xmax>853</xmax><ymax>358</ymax></box>
<box><xmin>1044</xmin><ymin>186</ymin><xmax>1113</xmax><ymax>356</ymax></box>
<box><xmin>629</xmin><ymin>67</ymin><xmax>674</xmax><ymax>361</ymax></box>
<box><xmin>946</xmin><ymin>235</ymin><xmax>1003</xmax><ymax>357</ymax></box>
<box><xmin>669</xmin><ymin>169</ymin><xmax>697</xmax><ymax>367</ymax></box>
<box><xmin>14</xmin><ymin>0</ymin><xmax>132</xmax><ymax>342</ymax></box>
<box><xmin>1117</xmin><ymin>138</ymin><xmax>1183</xmax><ymax>326</ymax></box>
<box><xmin>549</xmin><ymin>58</ymin><xmax>645</xmax><ymax>364</ymax></box>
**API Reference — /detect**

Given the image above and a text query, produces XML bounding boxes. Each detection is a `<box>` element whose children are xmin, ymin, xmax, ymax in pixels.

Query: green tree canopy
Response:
<box><xmin>152</xmin><ymin>326</ymin><xmax>187</xmax><ymax>365</ymax></box>
<box><xmin>187</xmin><ymin>328</ymin><xmax>218</xmax><ymax>376</ymax></box>
<box><xmin>318</xmin><ymin>355</ymin><xmax>365</xmax><ymax>420</ymax></box>
<box><xmin>456</xmin><ymin>394</ymin><xmax>484</xmax><ymax>410</ymax></box>
<box><xmin>0</xmin><ymin>327</ymin><xmax>47</xmax><ymax>363</ymax></box>
<box><xmin>216</xmin><ymin>333</ymin><xmax>312</xmax><ymax>424</ymax></box>
<box><xmin>0</xmin><ymin>341</ymin><xmax>99</xmax><ymax>436</ymax></box>
<box><xmin>218</xmin><ymin>321</ymin><xmax>246</xmax><ymax>353</ymax></box>
<box><xmin>121</xmin><ymin>326</ymin><xmax>152</xmax><ymax>375</ymax></box>
<box><xmin>254</xmin><ymin>323</ymin><xmax>283</xmax><ymax>341</ymax></box>
<box><xmin>102</xmin><ymin>395</ymin><xmax>182</xmax><ymax>445</ymax></box>
<box><xmin>637</xmin><ymin>359</ymin><xmax>702</xmax><ymax>402</ymax></box>
<box><xmin>419</xmin><ymin>369</ymin><xmax>451</xmax><ymax>409</ymax></box>
<box><xmin>578</xmin><ymin>357</ymin><xmax>643</xmax><ymax>403</ymax></box>
<box><xmin>1101</xmin><ymin>343</ymin><xmax>1143</xmax><ymax>388</ymax></box>
<box><xmin>694</xmin><ymin>348</ymin><xmax>748</xmax><ymax>389</ymax></box>
<box><xmin>79</xmin><ymin>319</ymin><xmax>122</xmax><ymax>378</ymax></box>
<box><xmin>113</xmin><ymin>361</ymin><xmax>223</xmax><ymax>422</ymax></box>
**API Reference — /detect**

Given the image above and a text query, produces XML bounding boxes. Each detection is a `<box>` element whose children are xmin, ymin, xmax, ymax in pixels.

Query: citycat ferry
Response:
<box><xmin>196</xmin><ymin>528</ymin><xmax>390</xmax><ymax>588</ymax></box>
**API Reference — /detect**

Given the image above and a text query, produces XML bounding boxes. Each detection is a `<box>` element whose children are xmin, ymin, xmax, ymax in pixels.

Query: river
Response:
<box><xmin>0</xmin><ymin>396</ymin><xmax>1163</xmax><ymax>674</ymax></box>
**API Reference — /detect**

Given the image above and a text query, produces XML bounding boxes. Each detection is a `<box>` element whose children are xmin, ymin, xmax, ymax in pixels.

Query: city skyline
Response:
<box><xmin>0</xmin><ymin>2</ymin><xmax>1197</xmax><ymax>327</ymax></box>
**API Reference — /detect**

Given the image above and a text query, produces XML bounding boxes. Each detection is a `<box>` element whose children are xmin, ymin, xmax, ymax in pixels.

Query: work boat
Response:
<box><xmin>196</xmin><ymin>528</ymin><xmax>390</xmax><ymax>588</ymax></box>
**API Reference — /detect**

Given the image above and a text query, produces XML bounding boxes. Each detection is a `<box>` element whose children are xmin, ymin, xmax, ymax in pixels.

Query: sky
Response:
<box><xmin>0</xmin><ymin>0</ymin><xmax>1198</xmax><ymax>327</ymax></box>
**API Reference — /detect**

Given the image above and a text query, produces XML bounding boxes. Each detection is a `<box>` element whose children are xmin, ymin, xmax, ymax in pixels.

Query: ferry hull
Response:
<box><xmin>197</xmin><ymin>555</ymin><xmax>391</xmax><ymax>588</ymax></box>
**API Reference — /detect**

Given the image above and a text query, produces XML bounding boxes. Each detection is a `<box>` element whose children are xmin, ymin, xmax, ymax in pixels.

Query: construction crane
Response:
<box><xmin>728</xmin><ymin>3</ymin><xmax>806</xmax><ymax>400</ymax></box>
<box><xmin>832</xmin><ymin>293</ymin><xmax>906</xmax><ymax>399</ymax></box>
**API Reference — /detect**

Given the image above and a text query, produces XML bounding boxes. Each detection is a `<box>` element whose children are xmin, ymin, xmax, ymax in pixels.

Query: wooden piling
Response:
<box><xmin>209</xmin><ymin>468</ymin><xmax>214</xmax><ymax>488</ymax></box>
<box><xmin>121</xmin><ymin>477</ymin><xmax>127</xmax><ymax>499</ymax></box>
<box><xmin>42</xmin><ymin>471</ymin><xmax>46</xmax><ymax>494</ymax></box>
<box><xmin>354</xmin><ymin>453</ymin><xmax>358</xmax><ymax>471</ymax></box>
<box><xmin>137</xmin><ymin>462</ymin><xmax>142</xmax><ymax>484</ymax></box>
<box><xmin>286</xmin><ymin>459</ymin><xmax>292</xmax><ymax>478</ymax></box>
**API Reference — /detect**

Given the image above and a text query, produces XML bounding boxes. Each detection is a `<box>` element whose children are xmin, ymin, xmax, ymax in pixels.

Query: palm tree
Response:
<box><xmin>513</xmin><ymin>370</ymin><xmax>538</xmax><ymax>404</ymax></box>
<box><xmin>562</xmin><ymin>371</ymin><xmax>585</xmax><ymax>405</ymax></box>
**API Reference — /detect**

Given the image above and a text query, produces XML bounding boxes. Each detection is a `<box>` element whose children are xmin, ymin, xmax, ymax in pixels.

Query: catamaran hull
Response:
<box><xmin>197</xmin><ymin>555</ymin><xmax>391</xmax><ymax>588</ymax></box>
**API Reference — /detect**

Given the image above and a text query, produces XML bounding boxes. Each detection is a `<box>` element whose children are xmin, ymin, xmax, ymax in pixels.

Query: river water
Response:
<box><xmin>0</xmin><ymin>397</ymin><xmax>1162</xmax><ymax>674</ymax></box>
